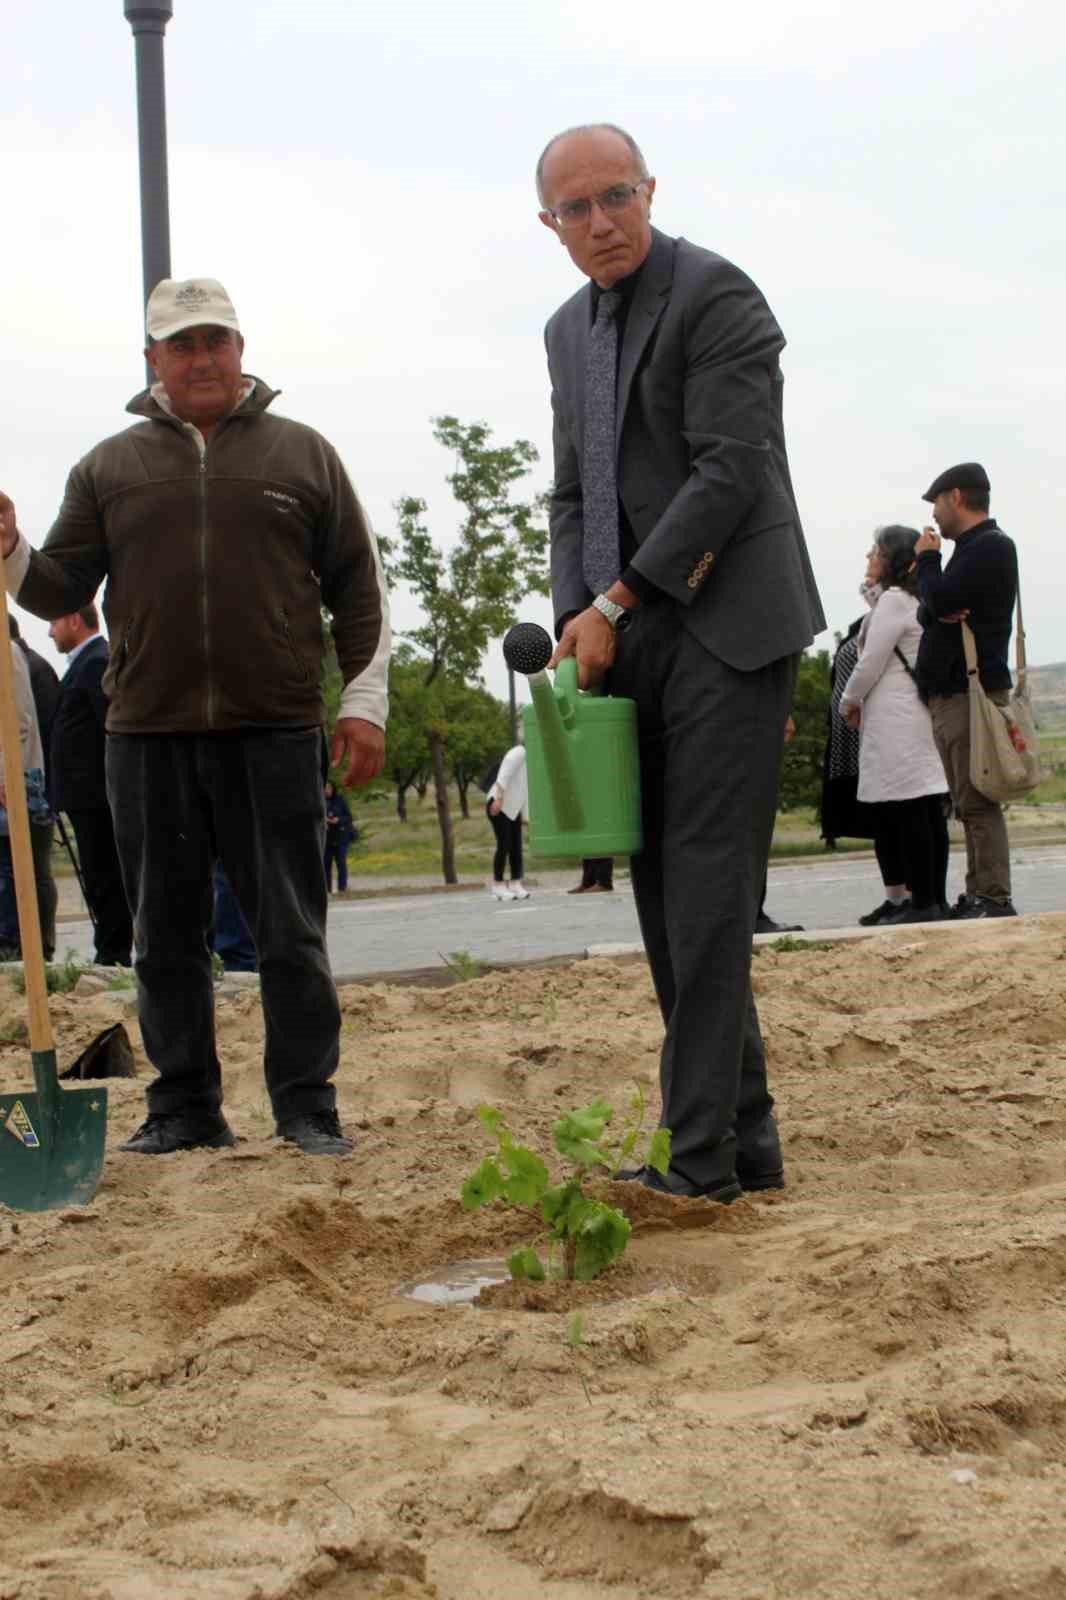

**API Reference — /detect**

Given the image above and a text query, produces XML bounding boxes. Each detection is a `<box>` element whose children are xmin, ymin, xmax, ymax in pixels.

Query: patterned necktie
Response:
<box><xmin>582</xmin><ymin>288</ymin><xmax>623</xmax><ymax>596</ymax></box>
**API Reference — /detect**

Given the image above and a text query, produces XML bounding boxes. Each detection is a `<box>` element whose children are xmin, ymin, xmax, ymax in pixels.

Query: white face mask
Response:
<box><xmin>859</xmin><ymin>579</ymin><xmax>883</xmax><ymax>608</ymax></box>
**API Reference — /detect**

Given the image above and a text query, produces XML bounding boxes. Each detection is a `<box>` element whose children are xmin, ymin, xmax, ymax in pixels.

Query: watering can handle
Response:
<box><xmin>553</xmin><ymin>656</ymin><xmax>603</xmax><ymax>701</ymax></box>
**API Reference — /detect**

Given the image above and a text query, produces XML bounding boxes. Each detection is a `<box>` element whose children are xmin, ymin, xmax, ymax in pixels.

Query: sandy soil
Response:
<box><xmin>2</xmin><ymin>916</ymin><xmax>1066</xmax><ymax>1600</ymax></box>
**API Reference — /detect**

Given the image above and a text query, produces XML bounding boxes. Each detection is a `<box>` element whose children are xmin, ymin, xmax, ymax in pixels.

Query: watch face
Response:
<box><xmin>614</xmin><ymin>607</ymin><xmax>633</xmax><ymax>633</ymax></box>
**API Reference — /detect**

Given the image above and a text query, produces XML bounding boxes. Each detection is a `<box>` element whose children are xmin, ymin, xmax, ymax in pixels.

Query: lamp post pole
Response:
<box><xmin>123</xmin><ymin>1</ymin><xmax>173</xmax><ymax>371</ymax></box>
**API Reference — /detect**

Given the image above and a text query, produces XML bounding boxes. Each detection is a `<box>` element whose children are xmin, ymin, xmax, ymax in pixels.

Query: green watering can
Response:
<box><xmin>503</xmin><ymin>623</ymin><xmax>642</xmax><ymax>860</ymax></box>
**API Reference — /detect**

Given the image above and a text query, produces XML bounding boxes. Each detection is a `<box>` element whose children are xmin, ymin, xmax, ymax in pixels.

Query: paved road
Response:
<box><xmin>51</xmin><ymin>843</ymin><xmax>1066</xmax><ymax>979</ymax></box>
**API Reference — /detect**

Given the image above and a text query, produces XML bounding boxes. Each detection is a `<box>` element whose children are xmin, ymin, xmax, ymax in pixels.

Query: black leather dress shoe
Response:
<box><xmin>616</xmin><ymin>1165</ymin><xmax>743</xmax><ymax>1204</ymax></box>
<box><xmin>119</xmin><ymin>1111</ymin><xmax>236</xmax><ymax>1155</ymax></box>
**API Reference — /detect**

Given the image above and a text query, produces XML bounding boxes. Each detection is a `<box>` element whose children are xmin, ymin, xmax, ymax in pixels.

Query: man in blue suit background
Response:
<box><xmin>49</xmin><ymin>603</ymin><xmax>133</xmax><ymax>966</ymax></box>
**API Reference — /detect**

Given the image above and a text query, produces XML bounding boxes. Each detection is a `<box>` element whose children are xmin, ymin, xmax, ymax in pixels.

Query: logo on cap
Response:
<box><xmin>174</xmin><ymin>284</ymin><xmax>212</xmax><ymax>310</ymax></box>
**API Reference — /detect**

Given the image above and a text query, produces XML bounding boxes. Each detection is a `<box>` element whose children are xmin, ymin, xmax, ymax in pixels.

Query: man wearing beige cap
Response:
<box><xmin>0</xmin><ymin>277</ymin><xmax>390</xmax><ymax>1157</ymax></box>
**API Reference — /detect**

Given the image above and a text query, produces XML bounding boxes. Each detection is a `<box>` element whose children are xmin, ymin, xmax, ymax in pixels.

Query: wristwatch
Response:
<box><xmin>592</xmin><ymin>594</ymin><xmax>633</xmax><ymax>632</ymax></box>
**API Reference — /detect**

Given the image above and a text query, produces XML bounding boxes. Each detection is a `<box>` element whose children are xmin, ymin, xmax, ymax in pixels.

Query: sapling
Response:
<box><xmin>459</xmin><ymin>1087</ymin><xmax>671</xmax><ymax>1282</ymax></box>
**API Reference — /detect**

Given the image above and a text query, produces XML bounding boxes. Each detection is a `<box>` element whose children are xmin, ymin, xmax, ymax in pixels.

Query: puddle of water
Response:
<box><xmin>399</xmin><ymin>1258</ymin><xmax>511</xmax><ymax>1305</ymax></box>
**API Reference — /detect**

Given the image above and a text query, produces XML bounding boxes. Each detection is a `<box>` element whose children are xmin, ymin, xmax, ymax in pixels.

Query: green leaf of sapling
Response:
<box><xmin>565</xmin><ymin>1311</ymin><xmax>586</xmax><ymax>1349</ymax></box>
<box><xmin>573</xmin><ymin>1203</ymin><xmax>631</xmax><ymax>1281</ymax></box>
<box><xmin>501</xmin><ymin>1144</ymin><xmax>550</xmax><ymax>1207</ymax></box>
<box><xmin>477</xmin><ymin>1105</ymin><xmax>505</xmax><ymax>1138</ymax></box>
<box><xmin>647</xmin><ymin>1128</ymin><xmax>672</xmax><ymax>1176</ymax></box>
<box><xmin>507</xmin><ymin>1247</ymin><xmax>546</xmax><ymax>1282</ymax></box>
<box><xmin>460</xmin><ymin>1157</ymin><xmax>505</xmax><ymax>1211</ymax></box>
<box><xmin>553</xmin><ymin>1100</ymin><xmax>615</xmax><ymax>1167</ymax></box>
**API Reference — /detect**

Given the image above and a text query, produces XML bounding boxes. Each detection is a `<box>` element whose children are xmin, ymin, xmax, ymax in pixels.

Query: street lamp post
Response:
<box><xmin>123</xmin><ymin>0</ymin><xmax>173</xmax><ymax>362</ymax></box>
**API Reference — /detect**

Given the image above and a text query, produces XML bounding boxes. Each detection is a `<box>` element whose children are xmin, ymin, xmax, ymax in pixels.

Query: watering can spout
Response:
<box><xmin>503</xmin><ymin>624</ymin><xmax>583</xmax><ymax>832</ymax></box>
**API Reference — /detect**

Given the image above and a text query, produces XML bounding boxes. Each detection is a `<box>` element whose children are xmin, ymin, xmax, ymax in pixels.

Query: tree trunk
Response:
<box><xmin>456</xmin><ymin>778</ymin><xmax>470</xmax><ymax>821</ymax></box>
<box><xmin>429</xmin><ymin>729</ymin><xmax>457</xmax><ymax>884</ymax></box>
<box><xmin>394</xmin><ymin>784</ymin><xmax>408</xmax><ymax>822</ymax></box>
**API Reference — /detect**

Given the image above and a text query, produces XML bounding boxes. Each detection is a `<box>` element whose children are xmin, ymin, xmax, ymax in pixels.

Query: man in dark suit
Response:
<box><xmin>48</xmin><ymin>603</ymin><xmax>133</xmax><ymax>966</ymax></box>
<box><xmin>538</xmin><ymin>124</ymin><xmax>824</xmax><ymax>1201</ymax></box>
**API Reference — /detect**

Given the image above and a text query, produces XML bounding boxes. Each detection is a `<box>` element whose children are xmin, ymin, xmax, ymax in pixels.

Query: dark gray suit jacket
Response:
<box><xmin>545</xmin><ymin>227</ymin><xmax>825</xmax><ymax>671</ymax></box>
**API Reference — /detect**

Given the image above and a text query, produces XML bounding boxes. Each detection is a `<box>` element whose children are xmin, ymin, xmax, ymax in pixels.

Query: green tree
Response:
<box><xmin>380</xmin><ymin>416</ymin><xmax>549</xmax><ymax>882</ymax></box>
<box><xmin>779</xmin><ymin>649</ymin><xmax>831</xmax><ymax>812</ymax></box>
<box><xmin>443</xmin><ymin>681</ymin><xmax>511</xmax><ymax>819</ymax></box>
<box><xmin>384</xmin><ymin>648</ymin><xmax>432</xmax><ymax>820</ymax></box>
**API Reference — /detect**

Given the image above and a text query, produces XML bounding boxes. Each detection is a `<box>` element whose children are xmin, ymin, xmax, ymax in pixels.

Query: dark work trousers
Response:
<box><xmin>609</xmin><ymin>606</ymin><xmax>798</xmax><ymax>1191</ymax></box>
<box><xmin>66</xmin><ymin>807</ymin><xmax>133</xmax><ymax>966</ymax></box>
<box><xmin>580</xmin><ymin>857</ymin><xmax>614</xmax><ymax>888</ymax></box>
<box><xmin>880</xmin><ymin>794</ymin><xmax>949</xmax><ymax>910</ymax></box>
<box><xmin>0</xmin><ymin>821</ymin><xmax>58</xmax><ymax>960</ymax></box>
<box><xmin>872</xmin><ymin>803</ymin><xmax>908</xmax><ymax>888</ymax></box>
<box><xmin>106</xmin><ymin>728</ymin><xmax>339</xmax><ymax>1123</ymax></box>
<box><xmin>487</xmin><ymin>802</ymin><xmax>523</xmax><ymax>881</ymax></box>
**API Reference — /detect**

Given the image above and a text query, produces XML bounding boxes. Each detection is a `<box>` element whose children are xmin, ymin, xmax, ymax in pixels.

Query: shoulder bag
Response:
<box><xmin>961</xmin><ymin>590</ymin><xmax>1041</xmax><ymax>802</ymax></box>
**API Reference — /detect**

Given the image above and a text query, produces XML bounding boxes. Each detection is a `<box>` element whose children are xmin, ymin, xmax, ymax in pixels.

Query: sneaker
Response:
<box><xmin>883</xmin><ymin>903</ymin><xmax>945</xmax><ymax>925</ymax></box>
<box><xmin>119</xmin><ymin>1111</ymin><xmax>236</xmax><ymax>1155</ymax></box>
<box><xmin>490</xmin><ymin>883</ymin><xmax>514</xmax><ymax>901</ymax></box>
<box><xmin>859</xmin><ymin>898</ymin><xmax>909</xmax><ymax>926</ymax></box>
<box><xmin>954</xmin><ymin>894</ymin><xmax>1018</xmax><ymax>920</ymax></box>
<box><xmin>509</xmin><ymin>885</ymin><xmax>531</xmax><ymax>900</ymax></box>
<box><xmin>276</xmin><ymin>1110</ymin><xmax>354</xmax><ymax>1156</ymax></box>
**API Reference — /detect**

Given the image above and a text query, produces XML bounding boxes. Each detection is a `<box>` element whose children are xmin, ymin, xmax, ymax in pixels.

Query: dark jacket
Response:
<box><xmin>17</xmin><ymin>379</ymin><xmax>383</xmax><ymax>735</ymax></box>
<box><xmin>49</xmin><ymin>635</ymin><xmax>110</xmax><ymax>813</ymax></box>
<box><xmin>545</xmin><ymin>227</ymin><xmax>825</xmax><ymax>671</ymax></box>
<box><xmin>17</xmin><ymin>641</ymin><xmax>61</xmax><ymax>783</ymax></box>
<box><xmin>325</xmin><ymin>790</ymin><xmax>355</xmax><ymax>842</ymax></box>
<box><xmin>915</xmin><ymin>520</ymin><xmax>1017</xmax><ymax>697</ymax></box>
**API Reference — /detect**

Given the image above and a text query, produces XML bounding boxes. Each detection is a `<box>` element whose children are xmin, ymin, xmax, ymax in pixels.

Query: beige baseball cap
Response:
<box><xmin>145</xmin><ymin>277</ymin><xmax>241</xmax><ymax>341</ymax></box>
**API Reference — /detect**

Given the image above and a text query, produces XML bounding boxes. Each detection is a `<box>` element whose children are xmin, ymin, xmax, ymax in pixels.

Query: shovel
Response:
<box><xmin>0</xmin><ymin>580</ymin><xmax>107</xmax><ymax>1212</ymax></box>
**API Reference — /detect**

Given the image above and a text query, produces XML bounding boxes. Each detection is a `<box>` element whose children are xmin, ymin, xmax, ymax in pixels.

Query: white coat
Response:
<box><xmin>493</xmin><ymin>745</ymin><xmax>528</xmax><ymax>821</ymax></box>
<box><xmin>839</xmin><ymin>588</ymin><xmax>947</xmax><ymax>803</ymax></box>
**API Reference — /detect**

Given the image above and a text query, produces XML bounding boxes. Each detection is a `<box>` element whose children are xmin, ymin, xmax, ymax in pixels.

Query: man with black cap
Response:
<box><xmin>913</xmin><ymin>463</ymin><xmax>1018</xmax><ymax>918</ymax></box>
<box><xmin>0</xmin><ymin>276</ymin><xmax>390</xmax><ymax>1156</ymax></box>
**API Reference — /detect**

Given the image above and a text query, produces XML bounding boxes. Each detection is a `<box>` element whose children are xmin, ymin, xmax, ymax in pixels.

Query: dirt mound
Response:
<box><xmin>3</xmin><ymin>915</ymin><xmax>1066</xmax><ymax>1598</ymax></box>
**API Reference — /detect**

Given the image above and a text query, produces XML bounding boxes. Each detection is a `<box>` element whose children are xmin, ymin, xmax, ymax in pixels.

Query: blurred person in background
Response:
<box><xmin>324</xmin><ymin>781</ymin><xmax>356</xmax><ymax>895</ymax></box>
<box><xmin>839</xmin><ymin>526</ymin><xmax>949</xmax><ymax>925</ymax></box>
<box><xmin>487</xmin><ymin>741</ymin><xmax>529</xmax><ymax>900</ymax></box>
<box><xmin>48</xmin><ymin>604</ymin><xmax>133</xmax><ymax>967</ymax></box>
<box><xmin>0</xmin><ymin>634</ymin><xmax>56</xmax><ymax>960</ymax></box>
<box><xmin>914</xmin><ymin>463</ymin><xmax>1018</xmax><ymax>919</ymax></box>
<box><xmin>821</xmin><ymin>594</ymin><xmax>910</xmax><ymax>928</ymax></box>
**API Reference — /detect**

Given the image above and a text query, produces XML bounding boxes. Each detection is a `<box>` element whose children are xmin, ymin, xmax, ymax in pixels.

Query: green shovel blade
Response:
<box><xmin>0</xmin><ymin>1057</ymin><xmax>108</xmax><ymax>1212</ymax></box>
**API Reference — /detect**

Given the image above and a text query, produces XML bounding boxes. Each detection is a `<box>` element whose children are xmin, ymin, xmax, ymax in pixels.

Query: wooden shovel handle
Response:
<box><xmin>0</xmin><ymin>563</ymin><xmax>54</xmax><ymax>1053</ymax></box>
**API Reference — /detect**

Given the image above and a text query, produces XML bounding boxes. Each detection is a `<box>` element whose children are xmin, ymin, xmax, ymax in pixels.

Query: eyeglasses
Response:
<box><xmin>546</xmin><ymin>180</ymin><xmax>650</xmax><ymax>231</ymax></box>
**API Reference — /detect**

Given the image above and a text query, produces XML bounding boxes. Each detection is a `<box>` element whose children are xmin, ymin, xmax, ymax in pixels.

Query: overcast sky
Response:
<box><xmin>5</xmin><ymin>0</ymin><xmax>1063</xmax><ymax>704</ymax></box>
